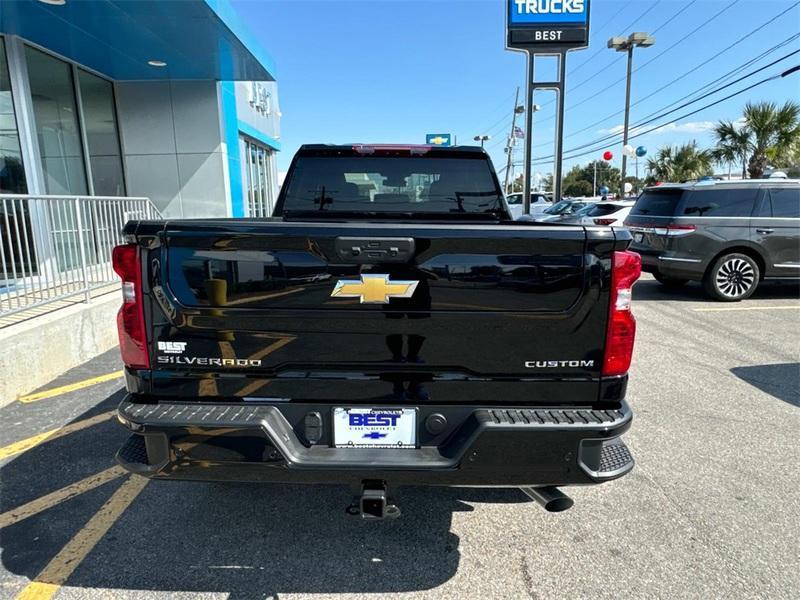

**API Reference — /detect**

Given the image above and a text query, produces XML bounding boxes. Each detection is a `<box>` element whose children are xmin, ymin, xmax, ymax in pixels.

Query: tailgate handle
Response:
<box><xmin>334</xmin><ymin>237</ymin><xmax>415</xmax><ymax>263</ymax></box>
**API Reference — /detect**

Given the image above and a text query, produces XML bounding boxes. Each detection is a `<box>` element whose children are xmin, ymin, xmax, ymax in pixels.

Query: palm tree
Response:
<box><xmin>646</xmin><ymin>142</ymin><xmax>713</xmax><ymax>183</ymax></box>
<box><xmin>712</xmin><ymin>120</ymin><xmax>750</xmax><ymax>179</ymax></box>
<box><xmin>742</xmin><ymin>101</ymin><xmax>800</xmax><ymax>178</ymax></box>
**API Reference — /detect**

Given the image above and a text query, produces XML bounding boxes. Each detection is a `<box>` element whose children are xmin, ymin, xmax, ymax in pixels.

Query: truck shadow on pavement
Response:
<box><xmin>1</xmin><ymin>389</ymin><xmax>529</xmax><ymax>597</ymax></box>
<box><xmin>731</xmin><ymin>363</ymin><xmax>800</xmax><ymax>408</ymax></box>
<box><xmin>633</xmin><ymin>277</ymin><xmax>800</xmax><ymax>302</ymax></box>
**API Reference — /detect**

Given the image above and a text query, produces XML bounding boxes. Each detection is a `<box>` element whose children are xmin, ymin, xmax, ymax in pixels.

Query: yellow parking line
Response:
<box><xmin>693</xmin><ymin>305</ymin><xmax>800</xmax><ymax>312</ymax></box>
<box><xmin>15</xmin><ymin>474</ymin><xmax>148</xmax><ymax>600</ymax></box>
<box><xmin>18</xmin><ymin>371</ymin><xmax>124</xmax><ymax>404</ymax></box>
<box><xmin>0</xmin><ymin>410</ymin><xmax>115</xmax><ymax>461</ymax></box>
<box><xmin>0</xmin><ymin>466</ymin><xmax>126</xmax><ymax>529</ymax></box>
<box><xmin>249</xmin><ymin>335</ymin><xmax>295</xmax><ymax>361</ymax></box>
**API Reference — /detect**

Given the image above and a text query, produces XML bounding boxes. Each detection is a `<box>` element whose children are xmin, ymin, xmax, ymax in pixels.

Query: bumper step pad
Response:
<box><xmin>599</xmin><ymin>438</ymin><xmax>634</xmax><ymax>474</ymax></box>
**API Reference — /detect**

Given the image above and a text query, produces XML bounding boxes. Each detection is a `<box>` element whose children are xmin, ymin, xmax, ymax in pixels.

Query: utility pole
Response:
<box><xmin>593</xmin><ymin>162</ymin><xmax>597</xmax><ymax>196</ymax></box>
<box><xmin>503</xmin><ymin>87</ymin><xmax>521</xmax><ymax>194</ymax></box>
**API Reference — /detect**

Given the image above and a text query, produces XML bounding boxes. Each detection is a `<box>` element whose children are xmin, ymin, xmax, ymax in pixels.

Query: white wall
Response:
<box><xmin>115</xmin><ymin>80</ymin><xmax>231</xmax><ymax>218</ymax></box>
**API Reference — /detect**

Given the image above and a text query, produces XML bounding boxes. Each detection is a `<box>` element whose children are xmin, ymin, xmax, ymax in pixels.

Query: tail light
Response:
<box><xmin>602</xmin><ymin>250</ymin><xmax>641</xmax><ymax>377</ymax></box>
<box><xmin>594</xmin><ymin>218</ymin><xmax>616</xmax><ymax>225</ymax></box>
<box><xmin>112</xmin><ymin>244</ymin><xmax>149</xmax><ymax>368</ymax></box>
<box><xmin>629</xmin><ymin>223</ymin><xmax>696</xmax><ymax>236</ymax></box>
<box><xmin>655</xmin><ymin>224</ymin><xmax>695</xmax><ymax>236</ymax></box>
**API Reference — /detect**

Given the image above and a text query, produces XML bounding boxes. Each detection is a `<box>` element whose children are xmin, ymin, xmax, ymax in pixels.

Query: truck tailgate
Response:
<box><xmin>135</xmin><ymin>220</ymin><xmax>619</xmax><ymax>405</ymax></box>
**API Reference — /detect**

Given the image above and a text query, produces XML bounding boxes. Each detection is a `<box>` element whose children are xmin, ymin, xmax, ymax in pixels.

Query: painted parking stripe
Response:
<box><xmin>0</xmin><ymin>466</ymin><xmax>126</xmax><ymax>529</ymax></box>
<box><xmin>18</xmin><ymin>371</ymin><xmax>124</xmax><ymax>404</ymax></box>
<box><xmin>692</xmin><ymin>305</ymin><xmax>800</xmax><ymax>312</ymax></box>
<box><xmin>0</xmin><ymin>410</ymin><xmax>115</xmax><ymax>461</ymax></box>
<box><xmin>15</xmin><ymin>474</ymin><xmax>148</xmax><ymax>600</ymax></box>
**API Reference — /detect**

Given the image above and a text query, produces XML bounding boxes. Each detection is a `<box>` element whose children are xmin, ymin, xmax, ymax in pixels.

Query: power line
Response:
<box><xmin>533</xmin><ymin>0</ymin><xmax>743</xmax><ymax>129</ymax></box>
<box><xmin>535</xmin><ymin>0</ymin><xmax>667</xmax><ymax>114</ymax></box>
<box><xmin>531</xmin><ymin>64</ymin><xmax>799</xmax><ymax>166</ymax></box>
<box><xmin>529</xmin><ymin>0</ymin><xmax>799</xmax><ymax>150</ymax></box>
<box><xmin>558</xmin><ymin>48</ymin><xmax>799</xmax><ymax>158</ymax></box>
<box><xmin>552</xmin><ymin>30</ymin><xmax>800</xmax><ymax>149</ymax></box>
<box><xmin>571</xmin><ymin>1</ymin><xmax>634</xmax><ymax>60</ymax></box>
<box><xmin>530</xmin><ymin>52</ymin><xmax>799</xmax><ymax>161</ymax></box>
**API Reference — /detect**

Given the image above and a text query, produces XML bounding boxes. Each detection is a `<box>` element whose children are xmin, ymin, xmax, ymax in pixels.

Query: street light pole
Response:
<box><xmin>474</xmin><ymin>135</ymin><xmax>490</xmax><ymax>148</ymax></box>
<box><xmin>608</xmin><ymin>32</ymin><xmax>655</xmax><ymax>198</ymax></box>
<box><xmin>620</xmin><ymin>44</ymin><xmax>633</xmax><ymax>199</ymax></box>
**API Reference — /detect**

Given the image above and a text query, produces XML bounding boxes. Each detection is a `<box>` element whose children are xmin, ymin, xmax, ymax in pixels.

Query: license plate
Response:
<box><xmin>633</xmin><ymin>232</ymin><xmax>644</xmax><ymax>243</ymax></box>
<box><xmin>333</xmin><ymin>407</ymin><xmax>416</xmax><ymax>448</ymax></box>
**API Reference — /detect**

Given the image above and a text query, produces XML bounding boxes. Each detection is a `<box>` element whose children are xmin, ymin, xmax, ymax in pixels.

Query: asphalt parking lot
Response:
<box><xmin>1</xmin><ymin>274</ymin><xmax>799</xmax><ymax>600</ymax></box>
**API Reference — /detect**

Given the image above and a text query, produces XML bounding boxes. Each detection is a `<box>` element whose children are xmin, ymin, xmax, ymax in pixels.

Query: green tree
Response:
<box><xmin>561</xmin><ymin>161</ymin><xmax>620</xmax><ymax>196</ymax></box>
<box><xmin>646</xmin><ymin>142</ymin><xmax>713</xmax><ymax>183</ymax></box>
<box><xmin>563</xmin><ymin>179</ymin><xmax>593</xmax><ymax>197</ymax></box>
<box><xmin>741</xmin><ymin>101</ymin><xmax>800</xmax><ymax>178</ymax></box>
<box><xmin>712</xmin><ymin>119</ymin><xmax>750</xmax><ymax>179</ymax></box>
<box><xmin>711</xmin><ymin>102</ymin><xmax>800</xmax><ymax>179</ymax></box>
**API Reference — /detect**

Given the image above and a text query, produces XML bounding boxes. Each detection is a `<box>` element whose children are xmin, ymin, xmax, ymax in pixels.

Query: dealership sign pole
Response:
<box><xmin>506</xmin><ymin>0</ymin><xmax>590</xmax><ymax>213</ymax></box>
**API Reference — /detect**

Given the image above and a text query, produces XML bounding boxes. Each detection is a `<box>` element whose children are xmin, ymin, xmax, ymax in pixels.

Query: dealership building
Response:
<box><xmin>0</xmin><ymin>0</ymin><xmax>281</xmax><ymax>218</ymax></box>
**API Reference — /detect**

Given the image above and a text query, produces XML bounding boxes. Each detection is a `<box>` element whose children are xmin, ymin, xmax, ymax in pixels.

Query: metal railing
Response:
<box><xmin>0</xmin><ymin>194</ymin><xmax>162</xmax><ymax>317</ymax></box>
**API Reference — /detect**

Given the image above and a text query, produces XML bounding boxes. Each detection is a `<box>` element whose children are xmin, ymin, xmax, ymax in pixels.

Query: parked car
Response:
<box><xmin>505</xmin><ymin>191</ymin><xmax>551</xmax><ymax>220</ymax></box>
<box><xmin>625</xmin><ymin>179</ymin><xmax>800</xmax><ymax>301</ymax></box>
<box><xmin>535</xmin><ymin>198</ymin><xmax>599</xmax><ymax>223</ymax></box>
<box><xmin>580</xmin><ymin>200</ymin><xmax>636</xmax><ymax>227</ymax></box>
<box><xmin>112</xmin><ymin>143</ymin><xmax>641</xmax><ymax>518</ymax></box>
<box><xmin>557</xmin><ymin>202</ymin><xmax>599</xmax><ymax>224</ymax></box>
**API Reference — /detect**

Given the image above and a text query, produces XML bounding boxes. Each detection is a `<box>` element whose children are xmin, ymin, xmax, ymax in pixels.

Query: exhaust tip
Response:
<box><xmin>543</xmin><ymin>496</ymin><xmax>574</xmax><ymax>513</ymax></box>
<box><xmin>520</xmin><ymin>486</ymin><xmax>574</xmax><ymax>513</ymax></box>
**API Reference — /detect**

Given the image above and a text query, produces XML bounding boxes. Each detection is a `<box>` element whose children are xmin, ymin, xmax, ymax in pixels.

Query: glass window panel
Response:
<box><xmin>77</xmin><ymin>69</ymin><xmax>125</xmax><ymax>196</ymax></box>
<box><xmin>25</xmin><ymin>46</ymin><xmax>87</xmax><ymax>195</ymax></box>
<box><xmin>682</xmin><ymin>189</ymin><xmax>757</xmax><ymax>217</ymax></box>
<box><xmin>768</xmin><ymin>188</ymin><xmax>800</xmax><ymax>218</ymax></box>
<box><xmin>0</xmin><ymin>38</ymin><xmax>27</xmax><ymax>193</ymax></box>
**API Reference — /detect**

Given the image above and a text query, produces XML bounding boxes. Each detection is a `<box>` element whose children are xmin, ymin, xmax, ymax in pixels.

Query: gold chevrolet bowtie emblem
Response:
<box><xmin>331</xmin><ymin>274</ymin><xmax>419</xmax><ymax>304</ymax></box>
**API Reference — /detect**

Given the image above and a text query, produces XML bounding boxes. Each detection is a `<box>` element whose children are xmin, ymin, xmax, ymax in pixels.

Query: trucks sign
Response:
<box><xmin>507</xmin><ymin>0</ymin><xmax>590</xmax><ymax>50</ymax></box>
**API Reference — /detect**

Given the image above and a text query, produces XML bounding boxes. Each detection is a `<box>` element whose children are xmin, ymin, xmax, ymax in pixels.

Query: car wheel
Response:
<box><xmin>703</xmin><ymin>253</ymin><xmax>759</xmax><ymax>301</ymax></box>
<box><xmin>653</xmin><ymin>273</ymin><xmax>689</xmax><ymax>289</ymax></box>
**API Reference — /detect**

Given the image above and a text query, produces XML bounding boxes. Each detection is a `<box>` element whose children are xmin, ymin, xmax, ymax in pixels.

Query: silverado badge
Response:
<box><xmin>331</xmin><ymin>274</ymin><xmax>419</xmax><ymax>304</ymax></box>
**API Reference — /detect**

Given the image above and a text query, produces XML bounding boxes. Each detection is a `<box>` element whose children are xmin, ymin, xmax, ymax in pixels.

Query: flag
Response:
<box><xmin>513</xmin><ymin>126</ymin><xmax>525</xmax><ymax>139</ymax></box>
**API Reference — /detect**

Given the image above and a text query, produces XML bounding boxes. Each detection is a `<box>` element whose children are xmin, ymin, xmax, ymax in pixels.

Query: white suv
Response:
<box><xmin>505</xmin><ymin>192</ymin><xmax>552</xmax><ymax>220</ymax></box>
<box><xmin>579</xmin><ymin>200</ymin><xmax>636</xmax><ymax>227</ymax></box>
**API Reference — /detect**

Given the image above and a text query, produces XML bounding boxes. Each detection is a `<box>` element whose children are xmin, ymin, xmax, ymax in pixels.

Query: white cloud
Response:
<box><xmin>598</xmin><ymin>120</ymin><xmax>717</xmax><ymax>136</ymax></box>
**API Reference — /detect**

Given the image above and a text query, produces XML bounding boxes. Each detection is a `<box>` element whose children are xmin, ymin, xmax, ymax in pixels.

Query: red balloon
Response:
<box><xmin>603</xmin><ymin>151</ymin><xmax>613</xmax><ymax>161</ymax></box>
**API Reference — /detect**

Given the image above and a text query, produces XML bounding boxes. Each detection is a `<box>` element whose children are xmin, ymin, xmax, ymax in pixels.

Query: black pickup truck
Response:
<box><xmin>113</xmin><ymin>144</ymin><xmax>641</xmax><ymax>518</ymax></box>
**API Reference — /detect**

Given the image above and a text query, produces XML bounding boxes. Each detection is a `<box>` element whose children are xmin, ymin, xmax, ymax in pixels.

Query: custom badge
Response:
<box><xmin>331</xmin><ymin>274</ymin><xmax>419</xmax><ymax>304</ymax></box>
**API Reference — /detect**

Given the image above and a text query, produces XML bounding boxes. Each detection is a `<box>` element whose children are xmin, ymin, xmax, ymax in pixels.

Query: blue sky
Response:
<box><xmin>232</xmin><ymin>0</ymin><xmax>800</xmax><ymax>180</ymax></box>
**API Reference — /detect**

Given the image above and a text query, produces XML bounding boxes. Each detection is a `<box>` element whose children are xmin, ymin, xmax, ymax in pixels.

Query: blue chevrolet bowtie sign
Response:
<box><xmin>426</xmin><ymin>133</ymin><xmax>452</xmax><ymax>146</ymax></box>
<box><xmin>507</xmin><ymin>0</ymin><xmax>590</xmax><ymax>49</ymax></box>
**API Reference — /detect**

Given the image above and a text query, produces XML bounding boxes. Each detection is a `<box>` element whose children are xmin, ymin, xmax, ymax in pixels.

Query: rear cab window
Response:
<box><xmin>278</xmin><ymin>147</ymin><xmax>506</xmax><ymax>219</ymax></box>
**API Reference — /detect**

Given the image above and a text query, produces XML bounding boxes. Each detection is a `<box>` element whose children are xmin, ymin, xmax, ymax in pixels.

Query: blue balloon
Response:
<box><xmin>635</xmin><ymin>146</ymin><xmax>647</xmax><ymax>157</ymax></box>
<box><xmin>599</xmin><ymin>186</ymin><xmax>610</xmax><ymax>195</ymax></box>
